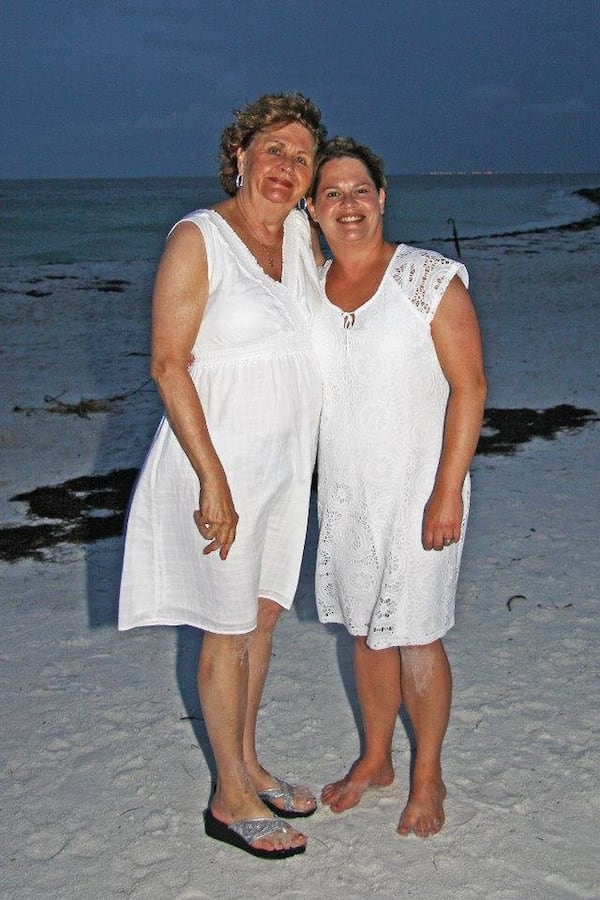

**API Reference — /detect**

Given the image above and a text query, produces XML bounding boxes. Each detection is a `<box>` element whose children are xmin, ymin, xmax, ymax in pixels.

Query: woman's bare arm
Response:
<box><xmin>422</xmin><ymin>275</ymin><xmax>487</xmax><ymax>551</ymax></box>
<box><xmin>151</xmin><ymin>222</ymin><xmax>238</xmax><ymax>558</ymax></box>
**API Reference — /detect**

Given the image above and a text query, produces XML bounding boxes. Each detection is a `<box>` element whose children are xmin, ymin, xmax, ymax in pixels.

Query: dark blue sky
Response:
<box><xmin>2</xmin><ymin>0</ymin><xmax>598</xmax><ymax>178</ymax></box>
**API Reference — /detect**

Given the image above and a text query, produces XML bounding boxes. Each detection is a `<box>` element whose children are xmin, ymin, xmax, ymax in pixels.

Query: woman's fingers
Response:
<box><xmin>422</xmin><ymin>491</ymin><xmax>463</xmax><ymax>551</ymax></box>
<box><xmin>422</xmin><ymin>518</ymin><xmax>461</xmax><ymax>551</ymax></box>
<box><xmin>193</xmin><ymin>510</ymin><xmax>237</xmax><ymax>558</ymax></box>
<box><xmin>429</xmin><ymin>531</ymin><xmax>460</xmax><ymax>551</ymax></box>
<box><xmin>425</xmin><ymin>533</ymin><xmax>452</xmax><ymax>551</ymax></box>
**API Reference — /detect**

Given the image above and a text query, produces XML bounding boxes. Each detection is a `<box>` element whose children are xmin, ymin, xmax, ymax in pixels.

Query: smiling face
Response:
<box><xmin>236</xmin><ymin>120</ymin><xmax>316</xmax><ymax>209</ymax></box>
<box><xmin>308</xmin><ymin>156</ymin><xmax>386</xmax><ymax>247</ymax></box>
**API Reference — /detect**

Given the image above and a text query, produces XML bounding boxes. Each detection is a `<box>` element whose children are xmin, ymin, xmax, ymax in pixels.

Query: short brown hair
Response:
<box><xmin>309</xmin><ymin>136</ymin><xmax>387</xmax><ymax>198</ymax></box>
<box><xmin>219</xmin><ymin>93</ymin><xmax>326</xmax><ymax>195</ymax></box>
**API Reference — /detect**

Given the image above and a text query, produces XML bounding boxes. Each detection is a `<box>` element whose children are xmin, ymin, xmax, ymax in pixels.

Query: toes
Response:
<box><xmin>397</xmin><ymin>813</ymin><xmax>443</xmax><ymax>838</ymax></box>
<box><xmin>254</xmin><ymin>826</ymin><xmax>306</xmax><ymax>853</ymax></box>
<box><xmin>320</xmin><ymin>783</ymin><xmax>340</xmax><ymax>804</ymax></box>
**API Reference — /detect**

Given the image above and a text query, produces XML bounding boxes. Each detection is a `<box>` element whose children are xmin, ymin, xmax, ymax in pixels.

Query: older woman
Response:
<box><xmin>119</xmin><ymin>94</ymin><xmax>326</xmax><ymax>858</ymax></box>
<box><xmin>307</xmin><ymin>138</ymin><xmax>487</xmax><ymax>838</ymax></box>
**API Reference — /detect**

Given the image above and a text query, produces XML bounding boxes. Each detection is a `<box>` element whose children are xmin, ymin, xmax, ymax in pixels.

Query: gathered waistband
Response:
<box><xmin>188</xmin><ymin>332</ymin><xmax>313</xmax><ymax>367</ymax></box>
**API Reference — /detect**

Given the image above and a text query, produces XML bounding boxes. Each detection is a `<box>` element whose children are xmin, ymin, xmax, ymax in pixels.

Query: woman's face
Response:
<box><xmin>308</xmin><ymin>157</ymin><xmax>385</xmax><ymax>245</ymax></box>
<box><xmin>236</xmin><ymin>121</ymin><xmax>316</xmax><ymax>208</ymax></box>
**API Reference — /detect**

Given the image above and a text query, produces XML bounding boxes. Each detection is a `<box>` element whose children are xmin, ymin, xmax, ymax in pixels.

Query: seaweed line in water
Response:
<box><xmin>13</xmin><ymin>379</ymin><xmax>154</xmax><ymax>419</ymax></box>
<box><xmin>434</xmin><ymin>187</ymin><xmax>600</xmax><ymax>245</ymax></box>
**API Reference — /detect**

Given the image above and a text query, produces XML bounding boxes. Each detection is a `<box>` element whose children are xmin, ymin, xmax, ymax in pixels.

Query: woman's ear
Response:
<box><xmin>236</xmin><ymin>146</ymin><xmax>245</xmax><ymax>178</ymax></box>
<box><xmin>306</xmin><ymin>197</ymin><xmax>318</xmax><ymax>223</ymax></box>
<box><xmin>379</xmin><ymin>188</ymin><xmax>386</xmax><ymax>215</ymax></box>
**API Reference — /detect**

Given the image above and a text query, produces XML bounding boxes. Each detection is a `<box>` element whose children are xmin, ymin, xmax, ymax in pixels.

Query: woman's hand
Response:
<box><xmin>422</xmin><ymin>487</ymin><xmax>463</xmax><ymax>551</ymax></box>
<box><xmin>193</xmin><ymin>478</ymin><xmax>239</xmax><ymax>560</ymax></box>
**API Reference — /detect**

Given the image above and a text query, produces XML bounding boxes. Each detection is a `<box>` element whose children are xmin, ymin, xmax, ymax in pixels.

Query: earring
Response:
<box><xmin>235</xmin><ymin>173</ymin><xmax>243</xmax><ymax>189</ymax></box>
<box><xmin>297</xmin><ymin>196</ymin><xmax>307</xmax><ymax>211</ymax></box>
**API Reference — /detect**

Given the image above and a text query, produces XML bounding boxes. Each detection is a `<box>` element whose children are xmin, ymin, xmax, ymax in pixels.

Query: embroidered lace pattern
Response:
<box><xmin>312</xmin><ymin>245</ymin><xmax>470</xmax><ymax>649</ymax></box>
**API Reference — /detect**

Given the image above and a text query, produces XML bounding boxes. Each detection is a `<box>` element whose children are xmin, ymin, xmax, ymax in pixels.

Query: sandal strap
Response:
<box><xmin>229</xmin><ymin>817</ymin><xmax>291</xmax><ymax>843</ymax></box>
<box><xmin>258</xmin><ymin>778</ymin><xmax>295</xmax><ymax>806</ymax></box>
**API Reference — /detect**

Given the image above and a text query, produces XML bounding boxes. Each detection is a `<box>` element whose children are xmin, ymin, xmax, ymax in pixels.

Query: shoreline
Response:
<box><xmin>1</xmin><ymin>179</ymin><xmax>599</xmax><ymax>269</ymax></box>
<box><xmin>432</xmin><ymin>186</ymin><xmax>600</xmax><ymax>245</ymax></box>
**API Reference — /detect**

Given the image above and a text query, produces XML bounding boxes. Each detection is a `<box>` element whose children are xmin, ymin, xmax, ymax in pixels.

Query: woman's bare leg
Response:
<box><xmin>321</xmin><ymin>636</ymin><xmax>400</xmax><ymax>812</ymax></box>
<box><xmin>198</xmin><ymin>629</ymin><xmax>306</xmax><ymax>852</ymax></box>
<box><xmin>397</xmin><ymin>639</ymin><xmax>451</xmax><ymax>837</ymax></box>
<box><xmin>242</xmin><ymin>598</ymin><xmax>315</xmax><ymax>813</ymax></box>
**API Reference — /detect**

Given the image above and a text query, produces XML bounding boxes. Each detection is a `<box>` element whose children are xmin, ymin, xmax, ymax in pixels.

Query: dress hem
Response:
<box><xmin>316</xmin><ymin>615</ymin><xmax>455</xmax><ymax>649</ymax></box>
<box><xmin>118</xmin><ymin>616</ymin><xmax>257</xmax><ymax>635</ymax></box>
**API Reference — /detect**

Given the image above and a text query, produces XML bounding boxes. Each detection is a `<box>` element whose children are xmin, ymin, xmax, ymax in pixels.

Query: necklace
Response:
<box><xmin>238</xmin><ymin>208</ymin><xmax>282</xmax><ymax>268</ymax></box>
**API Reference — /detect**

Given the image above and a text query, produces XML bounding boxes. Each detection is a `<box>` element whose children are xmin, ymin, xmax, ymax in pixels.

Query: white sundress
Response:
<box><xmin>311</xmin><ymin>244</ymin><xmax>470</xmax><ymax>649</ymax></box>
<box><xmin>118</xmin><ymin>209</ymin><xmax>322</xmax><ymax>634</ymax></box>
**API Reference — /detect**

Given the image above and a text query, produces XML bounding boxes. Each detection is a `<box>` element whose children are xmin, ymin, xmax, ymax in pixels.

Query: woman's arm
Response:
<box><xmin>422</xmin><ymin>275</ymin><xmax>488</xmax><ymax>551</ymax></box>
<box><xmin>151</xmin><ymin>221</ymin><xmax>238</xmax><ymax>559</ymax></box>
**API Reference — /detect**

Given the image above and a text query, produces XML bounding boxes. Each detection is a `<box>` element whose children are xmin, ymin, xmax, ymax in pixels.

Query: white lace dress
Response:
<box><xmin>311</xmin><ymin>244</ymin><xmax>470</xmax><ymax>649</ymax></box>
<box><xmin>119</xmin><ymin>209</ymin><xmax>322</xmax><ymax>634</ymax></box>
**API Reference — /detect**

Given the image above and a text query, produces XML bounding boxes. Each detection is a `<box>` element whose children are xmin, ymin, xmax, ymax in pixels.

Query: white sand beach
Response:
<box><xmin>1</xmin><ymin>225</ymin><xmax>599</xmax><ymax>899</ymax></box>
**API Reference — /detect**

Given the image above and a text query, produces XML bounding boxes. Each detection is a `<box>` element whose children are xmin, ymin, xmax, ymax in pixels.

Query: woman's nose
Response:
<box><xmin>278</xmin><ymin>153</ymin><xmax>294</xmax><ymax>172</ymax></box>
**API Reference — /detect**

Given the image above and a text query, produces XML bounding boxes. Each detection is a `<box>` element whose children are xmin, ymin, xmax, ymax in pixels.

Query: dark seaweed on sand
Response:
<box><xmin>0</xmin><ymin>404</ymin><xmax>597</xmax><ymax>562</ymax></box>
<box><xmin>0</xmin><ymin>469</ymin><xmax>138</xmax><ymax>562</ymax></box>
<box><xmin>477</xmin><ymin>404</ymin><xmax>598</xmax><ymax>456</ymax></box>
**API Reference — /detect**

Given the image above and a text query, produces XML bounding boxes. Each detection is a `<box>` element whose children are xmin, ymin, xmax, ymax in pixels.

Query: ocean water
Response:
<box><xmin>1</xmin><ymin>173</ymin><xmax>598</xmax><ymax>268</ymax></box>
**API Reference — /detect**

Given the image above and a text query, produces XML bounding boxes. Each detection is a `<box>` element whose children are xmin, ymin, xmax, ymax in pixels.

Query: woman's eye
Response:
<box><xmin>325</xmin><ymin>190</ymin><xmax>339</xmax><ymax>198</ymax></box>
<box><xmin>295</xmin><ymin>155</ymin><xmax>307</xmax><ymax>165</ymax></box>
<box><xmin>267</xmin><ymin>146</ymin><xmax>280</xmax><ymax>155</ymax></box>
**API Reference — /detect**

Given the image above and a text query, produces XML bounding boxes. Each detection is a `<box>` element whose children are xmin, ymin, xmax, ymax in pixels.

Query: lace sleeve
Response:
<box><xmin>391</xmin><ymin>246</ymin><xmax>469</xmax><ymax>324</ymax></box>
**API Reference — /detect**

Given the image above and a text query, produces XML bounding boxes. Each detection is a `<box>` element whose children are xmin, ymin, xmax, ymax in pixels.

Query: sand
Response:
<box><xmin>1</xmin><ymin>226</ymin><xmax>599</xmax><ymax>899</ymax></box>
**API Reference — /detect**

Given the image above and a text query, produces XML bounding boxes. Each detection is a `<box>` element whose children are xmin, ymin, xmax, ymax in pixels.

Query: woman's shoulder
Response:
<box><xmin>390</xmin><ymin>244</ymin><xmax>468</xmax><ymax>286</ymax></box>
<box><xmin>285</xmin><ymin>208</ymin><xmax>313</xmax><ymax>241</ymax></box>
<box><xmin>177</xmin><ymin>208</ymin><xmax>214</xmax><ymax>227</ymax></box>
<box><xmin>388</xmin><ymin>244</ymin><xmax>468</xmax><ymax>321</ymax></box>
<box><xmin>167</xmin><ymin>208</ymin><xmax>213</xmax><ymax>238</ymax></box>
<box><xmin>392</xmin><ymin>243</ymin><xmax>459</xmax><ymax>268</ymax></box>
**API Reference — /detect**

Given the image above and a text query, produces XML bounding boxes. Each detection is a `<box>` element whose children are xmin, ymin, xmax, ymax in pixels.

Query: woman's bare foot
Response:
<box><xmin>397</xmin><ymin>777</ymin><xmax>446</xmax><ymax>838</ymax></box>
<box><xmin>321</xmin><ymin>757</ymin><xmax>395</xmax><ymax>813</ymax></box>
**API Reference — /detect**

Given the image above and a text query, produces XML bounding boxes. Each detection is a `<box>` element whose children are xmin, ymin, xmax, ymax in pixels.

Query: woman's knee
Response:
<box><xmin>256</xmin><ymin>597</ymin><xmax>283</xmax><ymax>632</ymax></box>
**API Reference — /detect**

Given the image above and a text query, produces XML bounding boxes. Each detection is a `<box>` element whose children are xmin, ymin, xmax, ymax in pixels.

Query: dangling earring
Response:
<box><xmin>297</xmin><ymin>196</ymin><xmax>307</xmax><ymax>211</ymax></box>
<box><xmin>235</xmin><ymin>173</ymin><xmax>244</xmax><ymax>189</ymax></box>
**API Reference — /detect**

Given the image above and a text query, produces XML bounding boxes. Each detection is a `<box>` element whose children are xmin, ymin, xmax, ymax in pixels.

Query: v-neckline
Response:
<box><xmin>208</xmin><ymin>209</ymin><xmax>288</xmax><ymax>287</ymax></box>
<box><xmin>322</xmin><ymin>244</ymin><xmax>402</xmax><ymax>317</ymax></box>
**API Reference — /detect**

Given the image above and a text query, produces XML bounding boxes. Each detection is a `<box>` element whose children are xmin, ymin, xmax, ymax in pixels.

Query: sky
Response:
<box><xmin>1</xmin><ymin>0</ymin><xmax>599</xmax><ymax>179</ymax></box>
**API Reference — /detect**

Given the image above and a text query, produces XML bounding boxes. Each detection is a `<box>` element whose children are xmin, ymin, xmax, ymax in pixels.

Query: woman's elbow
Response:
<box><xmin>470</xmin><ymin>373</ymin><xmax>488</xmax><ymax>419</ymax></box>
<box><xmin>150</xmin><ymin>355</ymin><xmax>166</xmax><ymax>386</ymax></box>
<box><xmin>476</xmin><ymin>371</ymin><xmax>488</xmax><ymax>405</ymax></box>
<box><xmin>150</xmin><ymin>353</ymin><xmax>185</xmax><ymax>391</ymax></box>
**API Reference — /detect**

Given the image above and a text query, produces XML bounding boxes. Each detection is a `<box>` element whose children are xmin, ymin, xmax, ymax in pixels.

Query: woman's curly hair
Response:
<box><xmin>309</xmin><ymin>136</ymin><xmax>387</xmax><ymax>198</ymax></box>
<box><xmin>219</xmin><ymin>93</ymin><xmax>326</xmax><ymax>195</ymax></box>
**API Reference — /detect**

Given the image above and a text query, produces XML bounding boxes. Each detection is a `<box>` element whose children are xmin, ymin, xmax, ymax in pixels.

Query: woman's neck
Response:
<box><xmin>324</xmin><ymin>239</ymin><xmax>397</xmax><ymax>313</ymax></box>
<box><xmin>328</xmin><ymin>237</ymin><xmax>395</xmax><ymax>278</ymax></box>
